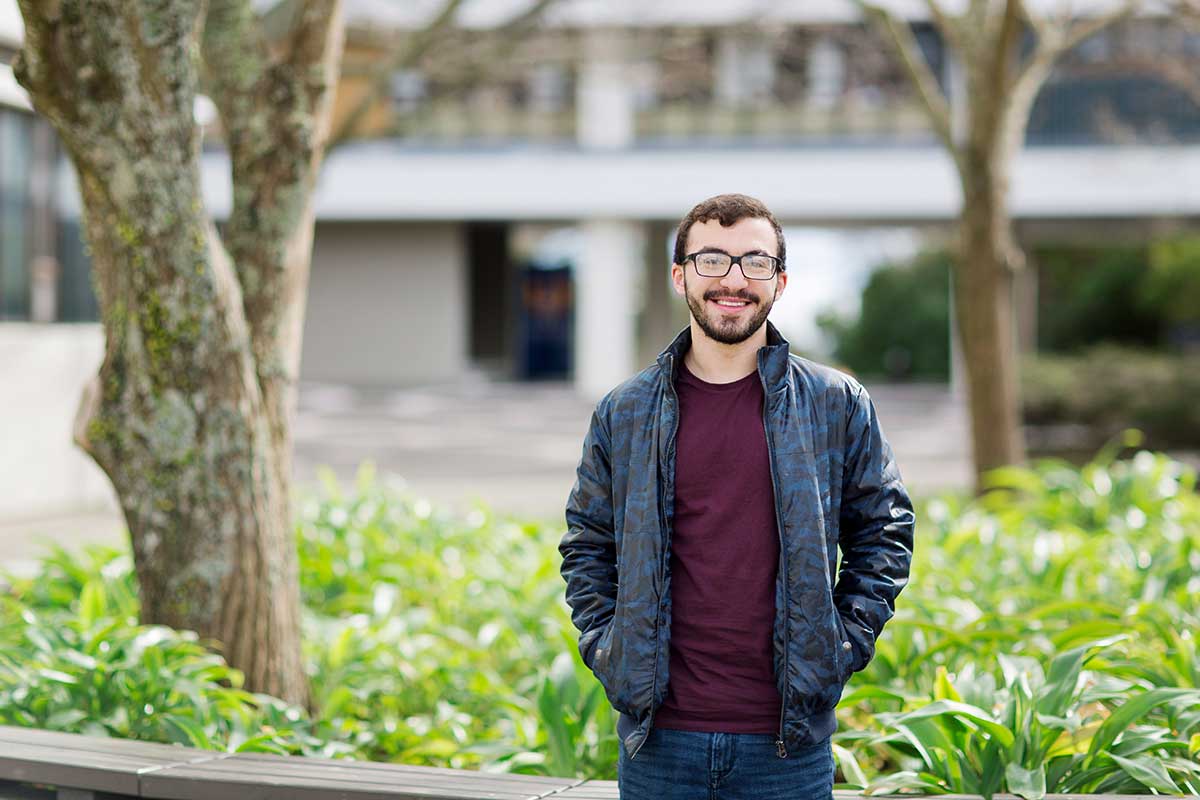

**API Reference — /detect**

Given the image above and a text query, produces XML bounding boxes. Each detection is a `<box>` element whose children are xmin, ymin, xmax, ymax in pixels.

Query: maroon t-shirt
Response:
<box><xmin>652</xmin><ymin>360</ymin><xmax>783</xmax><ymax>733</ymax></box>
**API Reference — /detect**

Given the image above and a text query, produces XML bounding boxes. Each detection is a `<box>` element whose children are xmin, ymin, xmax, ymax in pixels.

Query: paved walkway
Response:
<box><xmin>290</xmin><ymin>378</ymin><xmax>972</xmax><ymax>514</ymax></box>
<box><xmin>0</xmin><ymin>379</ymin><xmax>971</xmax><ymax>572</ymax></box>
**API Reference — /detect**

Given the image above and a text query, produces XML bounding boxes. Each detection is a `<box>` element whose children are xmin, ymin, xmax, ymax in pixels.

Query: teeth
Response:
<box><xmin>715</xmin><ymin>300</ymin><xmax>748</xmax><ymax>306</ymax></box>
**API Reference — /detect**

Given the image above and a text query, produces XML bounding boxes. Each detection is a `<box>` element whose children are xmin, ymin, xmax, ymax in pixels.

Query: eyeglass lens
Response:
<box><xmin>693</xmin><ymin>253</ymin><xmax>776</xmax><ymax>279</ymax></box>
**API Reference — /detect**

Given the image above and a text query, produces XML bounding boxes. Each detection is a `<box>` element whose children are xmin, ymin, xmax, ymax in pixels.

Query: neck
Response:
<box><xmin>682</xmin><ymin>319</ymin><xmax>769</xmax><ymax>383</ymax></box>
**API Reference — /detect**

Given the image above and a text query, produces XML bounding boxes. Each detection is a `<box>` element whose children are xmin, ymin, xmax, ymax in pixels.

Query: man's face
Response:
<box><xmin>671</xmin><ymin>217</ymin><xmax>787</xmax><ymax>346</ymax></box>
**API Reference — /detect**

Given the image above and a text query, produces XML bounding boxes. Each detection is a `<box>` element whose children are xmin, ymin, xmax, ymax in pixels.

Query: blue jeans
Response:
<box><xmin>617</xmin><ymin>727</ymin><xmax>835</xmax><ymax>800</ymax></box>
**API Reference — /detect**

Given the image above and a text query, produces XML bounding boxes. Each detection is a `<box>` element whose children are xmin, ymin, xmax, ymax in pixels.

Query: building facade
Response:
<box><xmin>3</xmin><ymin>0</ymin><xmax>1200</xmax><ymax>517</ymax></box>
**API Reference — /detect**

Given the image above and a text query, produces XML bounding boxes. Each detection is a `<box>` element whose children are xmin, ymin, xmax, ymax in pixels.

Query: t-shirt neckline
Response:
<box><xmin>678</xmin><ymin>360</ymin><xmax>760</xmax><ymax>392</ymax></box>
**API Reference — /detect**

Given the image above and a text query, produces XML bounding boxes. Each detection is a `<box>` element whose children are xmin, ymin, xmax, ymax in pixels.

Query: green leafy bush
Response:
<box><xmin>837</xmin><ymin>446</ymin><xmax>1200</xmax><ymax>797</ymax></box>
<box><xmin>1022</xmin><ymin>348</ymin><xmax>1200</xmax><ymax>449</ymax></box>
<box><xmin>0</xmin><ymin>555</ymin><xmax>326</xmax><ymax>756</ymax></box>
<box><xmin>295</xmin><ymin>465</ymin><xmax>614</xmax><ymax>772</ymax></box>
<box><xmin>1142</xmin><ymin>236</ymin><xmax>1200</xmax><ymax>330</ymax></box>
<box><xmin>816</xmin><ymin>249</ymin><xmax>952</xmax><ymax>381</ymax></box>
<box><xmin>0</xmin><ymin>464</ymin><xmax>615</xmax><ymax>776</ymax></box>
<box><xmin>2</xmin><ymin>453</ymin><xmax>1198</xmax><ymax>794</ymax></box>
<box><xmin>1035</xmin><ymin>243</ymin><xmax>1159</xmax><ymax>354</ymax></box>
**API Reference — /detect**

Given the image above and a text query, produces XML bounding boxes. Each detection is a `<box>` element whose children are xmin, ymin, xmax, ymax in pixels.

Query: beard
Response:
<box><xmin>684</xmin><ymin>274</ymin><xmax>776</xmax><ymax>345</ymax></box>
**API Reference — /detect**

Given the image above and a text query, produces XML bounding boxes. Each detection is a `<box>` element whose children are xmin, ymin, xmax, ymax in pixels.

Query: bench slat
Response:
<box><xmin>543</xmin><ymin>782</ymin><xmax>617</xmax><ymax>799</ymax></box>
<box><xmin>141</xmin><ymin>766</ymin><xmax>568</xmax><ymax>800</ymax></box>
<box><xmin>0</xmin><ymin>728</ymin><xmax>204</xmax><ymax>764</ymax></box>
<box><xmin>223</xmin><ymin>752</ymin><xmax>570</xmax><ymax>787</ymax></box>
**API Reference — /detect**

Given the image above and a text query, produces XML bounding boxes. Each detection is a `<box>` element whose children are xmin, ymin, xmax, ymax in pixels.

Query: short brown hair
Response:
<box><xmin>673</xmin><ymin>193</ymin><xmax>786</xmax><ymax>270</ymax></box>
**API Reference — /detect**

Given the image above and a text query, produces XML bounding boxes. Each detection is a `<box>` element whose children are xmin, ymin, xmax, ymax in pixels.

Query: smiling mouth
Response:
<box><xmin>708</xmin><ymin>297</ymin><xmax>753</xmax><ymax>311</ymax></box>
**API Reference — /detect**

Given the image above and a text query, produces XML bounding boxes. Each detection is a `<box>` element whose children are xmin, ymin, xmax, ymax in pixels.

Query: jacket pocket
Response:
<box><xmin>589</xmin><ymin>619</ymin><xmax>616</xmax><ymax>685</ymax></box>
<box><xmin>589</xmin><ymin>618</ymin><xmax>640</xmax><ymax>717</ymax></box>
<box><xmin>833</xmin><ymin>612</ymin><xmax>855</xmax><ymax>684</ymax></box>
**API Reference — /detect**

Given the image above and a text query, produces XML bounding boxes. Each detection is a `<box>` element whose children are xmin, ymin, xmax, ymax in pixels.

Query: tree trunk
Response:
<box><xmin>954</xmin><ymin>147</ymin><xmax>1028</xmax><ymax>489</ymax></box>
<box><xmin>15</xmin><ymin>0</ymin><xmax>343</xmax><ymax>708</ymax></box>
<box><xmin>857</xmin><ymin>0</ymin><xmax>1137</xmax><ymax>492</ymax></box>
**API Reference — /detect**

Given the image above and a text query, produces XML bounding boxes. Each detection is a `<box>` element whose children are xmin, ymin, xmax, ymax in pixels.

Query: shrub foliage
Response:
<box><xmin>2</xmin><ymin>454</ymin><xmax>1199</xmax><ymax>796</ymax></box>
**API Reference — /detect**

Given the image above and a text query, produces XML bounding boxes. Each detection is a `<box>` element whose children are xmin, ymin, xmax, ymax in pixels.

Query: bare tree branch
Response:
<box><xmin>397</xmin><ymin>0</ymin><xmax>560</xmax><ymax>114</ymax></box>
<box><xmin>856</xmin><ymin>1</ymin><xmax>963</xmax><ymax>167</ymax></box>
<box><xmin>976</xmin><ymin>0</ymin><xmax>1026</xmax><ymax>145</ymax></box>
<box><xmin>202</xmin><ymin>0</ymin><xmax>345</xmax><ymax>382</ymax></box>
<box><xmin>1000</xmin><ymin>36</ymin><xmax>1058</xmax><ymax>158</ymax></box>
<box><xmin>203</xmin><ymin>0</ymin><xmax>270</xmax><ymax>140</ymax></box>
<box><xmin>997</xmin><ymin>0</ymin><xmax>1142</xmax><ymax>192</ymax></box>
<box><xmin>328</xmin><ymin>0</ymin><xmax>468</xmax><ymax>147</ymax></box>
<box><xmin>16</xmin><ymin>0</ymin><xmax>203</xmax><ymax>157</ymax></box>
<box><xmin>1012</xmin><ymin>0</ymin><xmax>1051</xmax><ymax>41</ymax></box>
<box><xmin>1061</xmin><ymin>0</ymin><xmax>1142</xmax><ymax>50</ymax></box>
<box><xmin>1061</xmin><ymin>54</ymin><xmax>1200</xmax><ymax>111</ymax></box>
<box><xmin>328</xmin><ymin>0</ymin><xmax>559</xmax><ymax>148</ymax></box>
<box><xmin>11</xmin><ymin>1</ymin><xmax>74</xmax><ymax>135</ymax></box>
<box><xmin>925</xmin><ymin>0</ymin><xmax>966</xmax><ymax>53</ymax></box>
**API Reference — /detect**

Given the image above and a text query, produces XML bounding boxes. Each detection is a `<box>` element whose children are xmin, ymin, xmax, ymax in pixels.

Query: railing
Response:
<box><xmin>0</xmin><ymin>724</ymin><xmax>1157</xmax><ymax>800</ymax></box>
<box><xmin>384</xmin><ymin>75</ymin><xmax>1200</xmax><ymax>148</ymax></box>
<box><xmin>387</xmin><ymin>100</ymin><xmax>937</xmax><ymax>146</ymax></box>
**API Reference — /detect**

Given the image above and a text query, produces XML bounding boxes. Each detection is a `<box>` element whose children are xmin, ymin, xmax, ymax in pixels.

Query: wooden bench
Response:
<box><xmin>0</xmin><ymin>725</ymin><xmax>1146</xmax><ymax>799</ymax></box>
<box><xmin>0</xmin><ymin>725</ymin><xmax>586</xmax><ymax>799</ymax></box>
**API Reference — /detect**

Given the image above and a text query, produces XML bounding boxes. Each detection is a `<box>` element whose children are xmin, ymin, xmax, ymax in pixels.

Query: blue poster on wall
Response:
<box><xmin>518</xmin><ymin>263</ymin><xmax>572</xmax><ymax>380</ymax></box>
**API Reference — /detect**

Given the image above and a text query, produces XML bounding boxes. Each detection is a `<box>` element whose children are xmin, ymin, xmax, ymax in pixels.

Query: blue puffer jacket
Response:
<box><xmin>559</xmin><ymin>321</ymin><xmax>915</xmax><ymax>760</ymax></box>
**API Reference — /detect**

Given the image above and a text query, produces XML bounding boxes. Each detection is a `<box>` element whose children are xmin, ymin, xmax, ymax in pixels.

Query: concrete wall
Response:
<box><xmin>0</xmin><ymin>221</ymin><xmax>469</xmax><ymax>520</ymax></box>
<box><xmin>300</xmin><ymin>221</ymin><xmax>469</xmax><ymax>386</ymax></box>
<box><xmin>0</xmin><ymin>323</ymin><xmax>118</xmax><ymax>518</ymax></box>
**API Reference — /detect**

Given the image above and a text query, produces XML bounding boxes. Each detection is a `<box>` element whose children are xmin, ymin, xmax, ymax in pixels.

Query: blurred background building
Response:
<box><xmin>2</xmin><ymin>0</ymin><xmax>1199</xmax><ymax>523</ymax></box>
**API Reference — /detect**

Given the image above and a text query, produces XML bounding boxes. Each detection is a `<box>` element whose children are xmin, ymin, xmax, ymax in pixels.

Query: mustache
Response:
<box><xmin>703</xmin><ymin>290</ymin><xmax>758</xmax><ymax>304</ymax></box>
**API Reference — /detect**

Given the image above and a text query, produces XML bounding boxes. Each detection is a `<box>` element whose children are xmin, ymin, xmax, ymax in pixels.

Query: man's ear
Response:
<box><xmin>671</xmin><ymin>263</ymin><xmax>686</xmax><ymax>297</ymax></box>
<box><xmin>774</xmin><ymin>269</ymin><xmax>788</xmax><ymax>299</ymax></box>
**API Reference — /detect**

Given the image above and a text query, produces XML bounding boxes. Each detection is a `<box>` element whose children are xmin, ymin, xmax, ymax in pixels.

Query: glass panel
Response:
<box><xmin>57</xmin><ymin>216</ymin><xmax>99</xmax><ymax>322</ymax></box>
<box><xmin>0</xmin><ymin>109</ymin><xmax>32</xmax><ymax>319</ymax></box>
<box><xmin>0</xmin><ymin>199</ymin><xmax>28</xmax><ymax>318</ymax></box>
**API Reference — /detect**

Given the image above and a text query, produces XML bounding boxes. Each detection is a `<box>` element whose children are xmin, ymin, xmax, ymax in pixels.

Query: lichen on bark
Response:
<box><xmin>15</xmin><ymin>0</ymin><xmax>345</xmax><ymax>709</ymax></box>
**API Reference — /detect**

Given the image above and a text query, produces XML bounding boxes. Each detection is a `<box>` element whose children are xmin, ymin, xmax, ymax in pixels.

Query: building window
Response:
<box><xmin>390</xmin><ymin>68</ymin><xmax>427</xmax><ymax>115</ymax></box>
<box><xmin>56</xmin><ymin>214</ymin><xmax>98</xmax><ymax>323</ymax></box>
<box><xmin>527</xmin><ymin>63</ymin><xmax>569</xmax><ymax>113</ymax></box>
<box><xmin>0</xmin><ymin>107</ymin><xmax>31</xmax><ymax>320</ymax></box>
<box><xmin>714</xmin><ymin>32</ymin><xmax>777</xmax><ymax>107</ymax></box>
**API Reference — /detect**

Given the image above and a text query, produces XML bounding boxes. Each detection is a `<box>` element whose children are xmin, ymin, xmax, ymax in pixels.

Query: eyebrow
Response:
<box><xmin>695</xmin><ymin>247</ymin><xmax>774</xmax><ymax>257</ymax></box>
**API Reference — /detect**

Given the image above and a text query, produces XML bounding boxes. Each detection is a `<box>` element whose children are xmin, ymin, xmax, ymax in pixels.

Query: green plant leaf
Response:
<box><xmin>832</xmin><ymin>742</ymin><xmax>869</xmax><ymax>789</ymax></box>
<box><xmin>1040</xmin><ymin>636</ymin><xmax>1124</xmax><ymax>719</ymax></box>
<box><xmin>934</xmin><ymin>665</ymin><xmax>962</xmax><ymax>702</ymax></box>
<box><xmin>78</xmin><ymin>580</ymin><xmax>107</xmax><ymax>629</ymax></box>
<box><xmin>1086</xmin><ymin>688</ymin><xmax>1200</xmax><ymax>766</ymax></box>
<box><xmin>1109</xmin><ymin>752</ymin><xmax>1180</xmax><ymax>794</ymax></box>
<box><xmin>895</xmin><ymin>700</ymin><xmax>1015</xmax><ymax>749</ymax></box>
<box><xmin>1005</xmin><ymin>763</ymin><xmax>1046</xmax><ymax>800</ymax></box>
<box><xmin>161</xmin><ymin>715</ymin><xmax>210</xmax><ymax>749</ymax></box>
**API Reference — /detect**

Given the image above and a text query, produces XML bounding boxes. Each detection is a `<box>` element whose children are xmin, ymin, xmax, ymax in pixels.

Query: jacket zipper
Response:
<box><xmin>760</xmin><ymin>355</ymin><xmax>790</xmax><ymax>759</ymax></box>
<box><xmin>630</xmin><ymin>353</ymin><xmax>679</xmax><ymax>761</ymax></box>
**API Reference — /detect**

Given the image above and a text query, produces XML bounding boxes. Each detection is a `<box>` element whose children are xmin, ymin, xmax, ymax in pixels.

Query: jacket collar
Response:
<box><xmin>656</xmin><ymin>320</ymin><xmax>791</xmax><ymax>388</ymax></box>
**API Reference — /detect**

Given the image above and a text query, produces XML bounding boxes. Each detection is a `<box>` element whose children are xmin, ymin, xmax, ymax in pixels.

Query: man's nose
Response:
<box><xmin>720</xmin><ymin>262</ymin><xmax>750</xmax><ymax>290</ymax></box>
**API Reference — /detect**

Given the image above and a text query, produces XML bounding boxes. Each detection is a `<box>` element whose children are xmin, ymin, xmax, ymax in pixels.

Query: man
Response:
<box><xmin>559</xmin><ymin>193</ymin><xmax>914</xmax><ymax>800</ymax></box>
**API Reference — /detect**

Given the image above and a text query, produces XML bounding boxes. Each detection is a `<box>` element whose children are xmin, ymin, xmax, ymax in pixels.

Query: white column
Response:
<box><xmin>574</xmin><ymin>30</ymin><xmax>640</xmax><ymax>398</ymax></box>
<box><xmin>576</xmin><ymin>29</ymin><xmax>635</xmax><ymax>150</ymax></box>
<box><xmin>806</xmin><ymin>37</ymin><xmax>845</xmax><ymax>110</ymax></box>
<box><xmin>575</xmin><ymin>220</ymin><xmax>645</xmax><ymax>400</ymax></box>
<box><xmin>715</xmin><ymin>31</ymin><xmax>775</xmax><ymax>108</ymax></box>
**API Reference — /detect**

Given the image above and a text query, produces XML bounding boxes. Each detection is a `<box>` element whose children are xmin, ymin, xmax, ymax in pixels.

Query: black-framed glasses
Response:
<box><xmin>686</xmin><ymin>250</ymin><xmax>783</xmax><ymax>280</ymax></box>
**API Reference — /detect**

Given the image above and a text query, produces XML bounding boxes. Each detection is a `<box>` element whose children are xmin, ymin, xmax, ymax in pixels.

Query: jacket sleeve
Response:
<box><xmin>833</xmin><ymin>384</ymin><xmax>915</xmax><ymax>675</ymax></box>
<box><xmin>559</xmin><ymin>406</ymin><xmax>618</xmax><ymax>671</ymax></box>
